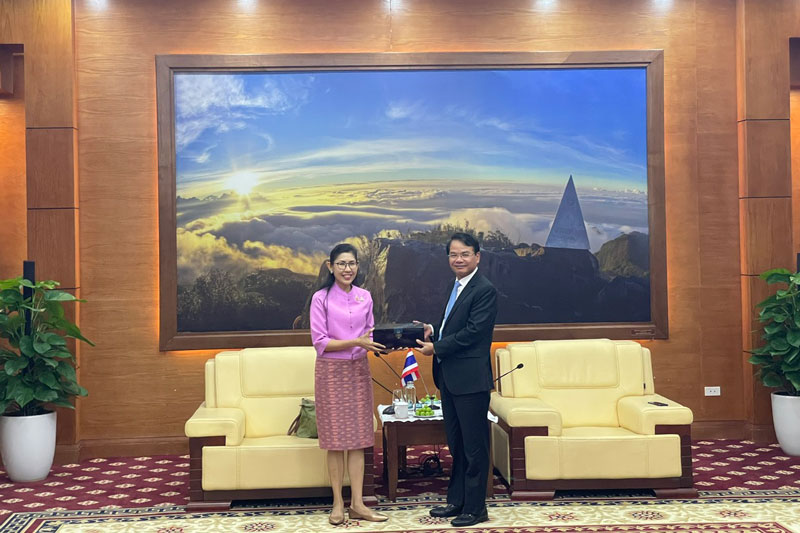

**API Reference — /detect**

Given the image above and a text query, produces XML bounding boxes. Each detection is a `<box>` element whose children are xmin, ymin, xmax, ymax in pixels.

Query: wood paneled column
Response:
<box><xmin>1</xmin><ymin>0</ymin><xmax>81</xmax><ymax>462</ymax></box>
<box><xmin>736</xmin><ymin>0</ymin><xmax>794</xmax><ymax>442</ymax></box>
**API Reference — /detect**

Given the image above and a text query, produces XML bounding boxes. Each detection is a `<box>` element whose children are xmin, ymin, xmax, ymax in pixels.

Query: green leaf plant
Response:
<box><xmin>0</xmin><ymin>277</ymin><xmax>94</xmax><ymax>417</ymax></box>
<box><xmin>749</xmin><ymin>268</ymin><xmax>800</xmax><ymax>396</ymax></box>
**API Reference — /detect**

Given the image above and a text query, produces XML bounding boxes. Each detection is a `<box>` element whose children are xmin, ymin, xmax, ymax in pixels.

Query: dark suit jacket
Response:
<box><xmin>432</xmin><ymin>272</ymin><xmax>498</xmax><ymax>395</ymax></box>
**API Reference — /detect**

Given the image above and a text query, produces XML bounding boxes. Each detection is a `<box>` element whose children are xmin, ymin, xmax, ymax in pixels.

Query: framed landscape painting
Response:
<box><xmin>156</xmin><ymin>51</ymin><xmax>666</xmax><ymax>350</ymax></box>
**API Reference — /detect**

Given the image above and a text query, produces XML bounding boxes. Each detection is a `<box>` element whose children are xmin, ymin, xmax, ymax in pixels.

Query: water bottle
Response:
<box><xmin>404</xmin><ymin>380</ymin><xmax>416</xmax><ymax>410</ymax></box>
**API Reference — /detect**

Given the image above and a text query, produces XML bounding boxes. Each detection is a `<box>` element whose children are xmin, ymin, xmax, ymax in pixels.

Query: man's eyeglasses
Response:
<box><xmin>334</xmin><ymin>261</ymin><xmax>359</xmax><ymax>270</ymax></box>
<box><xmin>448</xmin><ymin>252</ymin><xmax>475</xmax><ymax>260</ymax></box>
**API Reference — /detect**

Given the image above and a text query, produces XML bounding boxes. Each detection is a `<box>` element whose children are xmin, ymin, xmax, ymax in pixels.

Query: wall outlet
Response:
<box><xmin>704</xmin><ymin>386</ymin><xmax>721</xmax><ymax>396</ymax></box>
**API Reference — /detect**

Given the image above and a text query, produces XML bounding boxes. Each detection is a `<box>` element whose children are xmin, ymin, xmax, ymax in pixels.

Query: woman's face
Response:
<box><xmin>328</xmin><ymin>252</ymin><xmax>358</xmax><ymax>288</ymax></box>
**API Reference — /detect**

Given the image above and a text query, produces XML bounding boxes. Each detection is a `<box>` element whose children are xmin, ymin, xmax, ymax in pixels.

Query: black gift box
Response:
<box><xmin>373</xmin><ymin>323</ymin><xmax>424</xmax><ymax>350</ymax></box>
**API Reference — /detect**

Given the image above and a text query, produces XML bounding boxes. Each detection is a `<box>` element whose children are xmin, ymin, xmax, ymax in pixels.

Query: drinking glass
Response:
<box><xmin>392</xmin><ymin>389</ymin><xmax>408</xmax><ymax>419</ymax></box>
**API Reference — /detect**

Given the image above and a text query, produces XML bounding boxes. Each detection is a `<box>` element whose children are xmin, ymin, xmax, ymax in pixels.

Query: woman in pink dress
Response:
<box><xmin>309</xmin><ymin>243</ymin><xmax>388</xmax><ymax>525</ymax></box>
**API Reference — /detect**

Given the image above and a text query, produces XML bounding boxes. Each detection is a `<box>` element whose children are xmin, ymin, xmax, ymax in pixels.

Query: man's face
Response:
<box><xmin>448</xmin><ymin>240</ymin><xmax>480</xmax><ymax>280</ymax></box>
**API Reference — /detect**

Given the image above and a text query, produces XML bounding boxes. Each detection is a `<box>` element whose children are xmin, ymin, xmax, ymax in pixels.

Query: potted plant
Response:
<box><xmin>748</xmin><ymin>268</ymin><xmax>800</xmax><ymax>456</ymax></box>
<box><xmin>0</xmin><ymin>277</ymin><xmax>93</xmax><ymax>481</ymax></box>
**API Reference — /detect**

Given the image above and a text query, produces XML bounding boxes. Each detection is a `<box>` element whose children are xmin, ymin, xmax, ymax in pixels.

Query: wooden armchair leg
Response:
<box><xmin>654</xmin><ymin>488</ymin><xmax>698</xmax><ymax>499</ymax></box>
<box><xmin>186</xmin><ymin>500</ymin><xmax>232</xmax><ymax>512</ymax></box>
<box><xmin>511</xmin><ymin>490</ymin><xmax>555</xmax><ymax>501</ymax></box>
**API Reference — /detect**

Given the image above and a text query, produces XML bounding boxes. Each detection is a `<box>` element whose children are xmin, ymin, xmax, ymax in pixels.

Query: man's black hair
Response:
<box><xmin>446</xmin><ymin>232</ymin><xmax>480</xmax><ymax>254</ymax></box>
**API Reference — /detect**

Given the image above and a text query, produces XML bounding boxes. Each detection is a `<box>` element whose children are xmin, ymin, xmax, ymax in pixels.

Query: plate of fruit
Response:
<box><xmin>414</xmin><ymin>405</ymin><xmax>437</xmax><ymax>418</ymax></box>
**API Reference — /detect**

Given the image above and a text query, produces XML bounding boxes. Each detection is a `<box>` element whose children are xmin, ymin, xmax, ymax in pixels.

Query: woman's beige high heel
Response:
<box><xmin>329</xmin><ymin>508</ymin><xmax>346</xmax><ymax>525</ymax></box>
<box><xmin>348</xmin><ymin>507</ymin><xmax>388</xmax><ymax>522</ymax></box>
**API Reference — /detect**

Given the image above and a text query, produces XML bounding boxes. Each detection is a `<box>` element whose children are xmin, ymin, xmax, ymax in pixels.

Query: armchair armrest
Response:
<box><xmin>184</xmin><ymin>402</ymin><xmax>245</xmax><ymax>446</ymax></box>
<box><xmin>490</xmin><ymin>392</ymin><xmax>562</xmax><ymax>435</ymax></box>
<box><xmin>618</xmin><ymin>394</ymin><xmax>693</xmax><ymax>435</ymax></box>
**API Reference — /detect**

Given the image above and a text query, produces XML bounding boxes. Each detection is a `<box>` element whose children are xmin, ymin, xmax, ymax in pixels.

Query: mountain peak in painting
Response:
<box><xmin>545</xmin><ymin>175</ymin><xmax>590</xmax><ymax>250</ymax></box>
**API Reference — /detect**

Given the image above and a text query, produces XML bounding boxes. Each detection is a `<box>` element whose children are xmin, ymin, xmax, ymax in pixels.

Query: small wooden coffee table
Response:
<box><xmin>379</xmin><ymin>407</ymin><xmax>494</xmax><ymax>502</ymax></box>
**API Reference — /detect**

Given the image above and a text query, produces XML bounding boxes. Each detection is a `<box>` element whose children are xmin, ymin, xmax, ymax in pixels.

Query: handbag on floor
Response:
<box><xmin>287</xmin><ymin>397</ymin><xmax>318</xmax><ymax>438</ymax></box>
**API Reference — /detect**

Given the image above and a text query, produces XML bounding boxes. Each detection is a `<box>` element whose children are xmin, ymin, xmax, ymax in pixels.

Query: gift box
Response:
<box><xmin>373</xmin><ymin>322</ymin><xmax>424</xmax><ymax>350</ymax></box>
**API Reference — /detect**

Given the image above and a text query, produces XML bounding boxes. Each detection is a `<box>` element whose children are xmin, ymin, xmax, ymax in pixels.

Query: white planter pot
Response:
<box><xmin>0</xmin><ymin>411</ymin><xmax>57</xmax><ymax>482</ymax></box>
<box><xmin>771</xmin><ymin>392</ymin><xmax>800</xmax><ymax>456</ymax></box>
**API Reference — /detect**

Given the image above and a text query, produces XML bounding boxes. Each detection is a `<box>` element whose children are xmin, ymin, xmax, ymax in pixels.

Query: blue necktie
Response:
<box><xmin>439</xmin><ymin>280</ymin><xmax>460</xmax><ymax>341</ymax></box>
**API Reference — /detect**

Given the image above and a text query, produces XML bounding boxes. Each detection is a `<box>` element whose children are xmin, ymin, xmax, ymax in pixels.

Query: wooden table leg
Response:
<box><xmin>486</xmin><ymin>420</ymin><xmax>494</xmax><ymax>498</ymax></box>
<box><xmin>382</xmin><ymin>428</ymin><xmax>388</xmax><ymax>480</ymax></box>
<box><xmin>386</xmin><ymin>423</ymin><xmax>398</xmax><ymax>502</ymax></box>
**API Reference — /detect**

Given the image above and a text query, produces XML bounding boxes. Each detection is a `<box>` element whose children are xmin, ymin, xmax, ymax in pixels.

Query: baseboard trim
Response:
<box><xmin>744</xmin><ymin>423</ymin><xmax>777</xmax><ymax>444</ymax></box>
<box><xmin>54</xmin><ymin>436</ymin><xmax>189</xmax><ymax>464</ymax></box>
<box><xmin>54</xmin><ymin>444</ymin><xmax>81</xmax><ymax>465</ymax></box>
<box><xmin>680</xmin><ymin>420</ymin><xmax>776</xmax><ymax>443</ymax></box>
<box><xmin>691</xmin><ymin>420</ymin><xmax>747</xmax><ymax>440</ymax></box>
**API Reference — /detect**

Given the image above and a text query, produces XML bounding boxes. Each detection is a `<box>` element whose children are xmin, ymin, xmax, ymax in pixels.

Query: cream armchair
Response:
<box><xmin>185</xmin><ymin>347</ymin><xmax>375</xmax><ymax>509</ymax></box>
<box><xmin>490</xmin><ymin>339</ymin><xmax>695</xmax><ymax>500</ymax></box>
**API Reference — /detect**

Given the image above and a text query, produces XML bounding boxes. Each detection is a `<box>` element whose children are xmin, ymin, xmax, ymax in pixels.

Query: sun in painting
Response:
<box><xmin>226</xmin><ymin>171</ymin><xmax>259</xmax><ymax>196</ymax></box>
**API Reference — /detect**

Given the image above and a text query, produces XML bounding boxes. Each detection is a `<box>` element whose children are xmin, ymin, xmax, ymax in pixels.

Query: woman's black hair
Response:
<box><xmin>319</xmin><ymin>243</ymin><xmax>360</xmax><ymax>291</ymax></box>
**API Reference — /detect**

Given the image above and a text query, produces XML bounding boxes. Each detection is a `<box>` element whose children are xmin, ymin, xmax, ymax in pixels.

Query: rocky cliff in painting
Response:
<box><xmin>597</xmin><ymin>231</ymin><xmax>649</xmax><ymax>278</ymax></box>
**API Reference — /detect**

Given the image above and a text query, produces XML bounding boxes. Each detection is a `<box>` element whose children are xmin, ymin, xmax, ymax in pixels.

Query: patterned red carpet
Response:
<box><xmin>1</xmin><ymin>440</ymin><xmax>799</xmax><ymax>517</ymax></box>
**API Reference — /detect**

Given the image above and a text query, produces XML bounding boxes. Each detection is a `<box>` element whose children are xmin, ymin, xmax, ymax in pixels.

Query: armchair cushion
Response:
<box><xmin>202</xmin><ymin>435</ymin><xmax>350</xmax><ymax>491</ymax></box>
<box><xmin>184</xmin><ymin>403</ymin><xmax>245</xmax><ymax>446</ymax></box>
<box><xmin>617</xmin><ymin>394</ymin><xmax>694</xmax><ymax>434</ymax></box>
<box><xmin>524</xmin><ymin>428</ymin><xmax>682</xmax><ymax>480</ymax></box>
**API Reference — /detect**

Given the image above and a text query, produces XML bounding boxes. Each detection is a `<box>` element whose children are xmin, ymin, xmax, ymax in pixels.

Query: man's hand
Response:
<box><xmin>416</xmin><ymin>338</ymin><xmax>434</xmax><ymax>356</ymax></box>
<box><xmin>413</xmin><ymin>320</ymin><xmax>433</xmax><ymax>341</ymax></box>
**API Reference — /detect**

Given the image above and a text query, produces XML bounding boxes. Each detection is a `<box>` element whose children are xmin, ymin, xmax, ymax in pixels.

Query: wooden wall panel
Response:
<box><xmin>69</xmin><ymin>0</ymin><xmax>749</xmax><ymax>448</ymax></box>
<box><xmin>0</xmin><ymin>54</ymin><xmax>26</xmax><ymax>280</ymax></box>
<box><xmin>739</xmin><ymin>198</ymin><xmax>793</xmax><ymax>276</ymax></box>
<box><xmin>696</xmin><ymin>1</ymin><xmax>743</xmax><ymax>421</ymax></box>
<box><xmin>740</xmin><ymin>278</ymin><xmax>774</xmax><ymax>429</ymax></box>
<box><xmin>736</xmin><ymin>0</ymin><xmax>794</xmax><ymax>120</ymax></box>
<box><xmin>27</xmin><ymin>208</ymin><xmax>78</xmax><ymax>288</ymax></box>
<box><xmin>0</xmin><ymin>0</ymin><xmax>75</xmax><ymax>127</ymax></box>
<box><xmin>741</xmin><ymin>274</ymin><xmax>772</xmax><ymax>354</ymax></box>
<box><xmin>738</xmin><ymin>120</ymin><xmax>792</xmax><ymax>198</ymax></box>
<box><xmin>19</xmin><ymin>0</ymin><xmax>74</xmax><ymax>128</ymax></box>
<box><xmin>26</xmin><ymin>128</ymin><xmax>78</xmax><ymax>208</ymax></box>
<box><xmin>55</xmin><ymin>289</ymin><xmax>79</xmax><ymax>449</ymax></box>
<box><xmin>792</xmin><ymin>90</ymin><xmax>800</xmax><ymax>253</ymax></box>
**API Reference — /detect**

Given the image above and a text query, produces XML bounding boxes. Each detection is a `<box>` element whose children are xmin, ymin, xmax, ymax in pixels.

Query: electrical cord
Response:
<box><xmin>399</xmin><ymin>445</ymin><xmax>444</xmax><ymax>478</ymax></box>
<box><xmin>421</xmin><ymin>454</ymin><xmax>441</xmax><ymax>476</ymax></box>
<box><xmin>419</xmin><ymin>444</ymin><xmax>443</xmax><ymax>476</ymax></box>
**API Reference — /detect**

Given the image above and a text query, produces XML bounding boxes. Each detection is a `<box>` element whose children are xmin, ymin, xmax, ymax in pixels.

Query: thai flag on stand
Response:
<box><xmin>401</xmin><ymin>350</ymin><xmax>421</xmax><ymax>384</ymax></box>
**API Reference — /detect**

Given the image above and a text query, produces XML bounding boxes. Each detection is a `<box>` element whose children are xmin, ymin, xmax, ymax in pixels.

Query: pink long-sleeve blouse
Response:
<box><xmin>309</xmin><ymin>283</ymin><xmax>375</xmax><ymax>360</ymax></box>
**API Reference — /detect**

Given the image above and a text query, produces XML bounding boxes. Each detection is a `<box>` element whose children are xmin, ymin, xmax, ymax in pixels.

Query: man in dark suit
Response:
<box><xmin>416</xmin><ymin>232</ymin><xmax>498</xmax><ymax>527</ymax></box>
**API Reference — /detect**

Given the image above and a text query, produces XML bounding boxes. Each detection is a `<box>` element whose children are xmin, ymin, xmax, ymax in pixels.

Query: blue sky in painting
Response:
<box><xmin>175</xmin><ymin>68</ymin><xmax>646</xmax><ymax>197</ymax></box>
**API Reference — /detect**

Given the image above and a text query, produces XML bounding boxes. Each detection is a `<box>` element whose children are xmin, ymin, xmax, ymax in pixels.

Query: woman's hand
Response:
<box><xmin>355</xmin><ymin>329</ymin><xmax>386</xmax><ymax>353</ymax></box>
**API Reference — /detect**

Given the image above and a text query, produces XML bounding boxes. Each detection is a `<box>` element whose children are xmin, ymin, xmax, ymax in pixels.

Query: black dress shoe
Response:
<box><xmin>451</xmin><ymin>509</ymin><xmax>489</xmax><ymax>527</ymax></box>
<box><xmin>429</xmin><ymin>504</ymin><xmax>462</xmax><ymax>518</ymax></box>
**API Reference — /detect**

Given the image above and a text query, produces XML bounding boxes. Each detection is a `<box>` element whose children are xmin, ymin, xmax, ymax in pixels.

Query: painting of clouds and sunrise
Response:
<box><xmin>172</xmin><ymin>66</ymin><xmax>650</xmax><ymax>334</ymax></box>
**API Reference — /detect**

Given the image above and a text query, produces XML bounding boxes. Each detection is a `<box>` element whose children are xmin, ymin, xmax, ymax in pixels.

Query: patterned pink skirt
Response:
<box><xmin>315</xmin><ymin>356</ymin><xmax>374</xmax><ymax>450</ymax></box>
